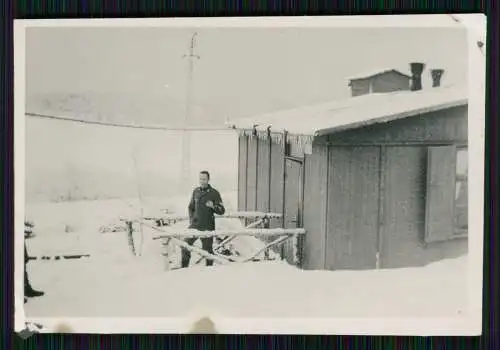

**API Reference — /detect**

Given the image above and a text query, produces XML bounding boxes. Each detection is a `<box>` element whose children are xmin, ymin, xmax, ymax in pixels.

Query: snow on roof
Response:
<box><xmin>228</xmin><ymin>85</ymin><xmax>468</xmax><ymax>138</ymax></box>
<box><xmin>347</xmin><ymin>68</ymin><xmax>412</xmax><ymax>81</ymax></box>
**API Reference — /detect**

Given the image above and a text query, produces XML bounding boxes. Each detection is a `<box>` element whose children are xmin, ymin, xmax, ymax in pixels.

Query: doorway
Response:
<box><xmin>283</xmin><ymin>157</ymin><xmax>304</xmax><ymax>265</ymax></box>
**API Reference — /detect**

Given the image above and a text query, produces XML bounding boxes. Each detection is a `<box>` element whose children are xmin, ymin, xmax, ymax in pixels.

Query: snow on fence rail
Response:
<box><xmin>120</xmin><ymin>211</ymin><xmax>305</xmax><ymax>269</ymax></box>
<box><xmin>148</xmin><ymin>227</ymin><xmax>306</xmax><ymax>240</ymax></box>
<box><xmin>132</xmin><ymin>211</ymin><xmax>283</xmax><ymax>223</ymax></box>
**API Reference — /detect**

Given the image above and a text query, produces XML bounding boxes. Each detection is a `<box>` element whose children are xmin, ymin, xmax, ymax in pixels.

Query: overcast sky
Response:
<box><xmin>22</xmin><ymin>19</ymin><xmax>471</xmax><ymax>200</ymax></box>
<box><xmin>25</xmin><ymin>23</ymin><xmax>468</xmax><ymax>123</ymax></box>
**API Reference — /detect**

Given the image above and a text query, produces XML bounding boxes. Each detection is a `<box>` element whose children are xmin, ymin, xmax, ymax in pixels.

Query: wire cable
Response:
<box><xmin>25</xmin><ymin>112</ymin><xmax>231</xmax><ymax>131</ymax></box>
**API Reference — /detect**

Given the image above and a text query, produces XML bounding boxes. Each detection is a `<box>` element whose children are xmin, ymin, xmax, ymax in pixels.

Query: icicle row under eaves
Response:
<box><xmin>237</xmin><ymin>127</ymin><xmax>314</xmax><ymax>154</ymax></box>
<box><xmin>237</xmin><ymin>128</ymin><xmax>285</xmax><ymax>145</ymax></box>
<box><xmin>288</xmin><ymin>133</ymin><xmax>314</xmax><ymax>154</ymax></box>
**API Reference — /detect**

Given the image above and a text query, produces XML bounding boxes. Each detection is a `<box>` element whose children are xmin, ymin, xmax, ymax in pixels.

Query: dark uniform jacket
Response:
<box><xmin>188</xmin><ymin>185</ymin><xmax>225</xmax><ymax>231</ymax></box>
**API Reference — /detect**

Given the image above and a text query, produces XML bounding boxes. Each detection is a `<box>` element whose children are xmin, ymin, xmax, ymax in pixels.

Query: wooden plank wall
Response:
<box><xmin>380</xmin><ymin>145</ymin><xmax>467</xmax><ymax>267</ymax></box>
<box><xmin>246</xmin><ymin>136</ymin><xmax>258</xmax><ymax>213</ymax></box>
<box><xmin>321</xmin><ymin>144</ymin><xmax>467</xmax><ymax>271</ymax></box>
<box><xmin>238</xmin><ymin>134</ymin><xmax>284</xmax><ymax>249</ymax></box>
<box><xmin>237</xmin><ymin>136</ymin><xmax>248</xmax><ymax>212</ymax></box>
<box><xmin>326</xmin><ymin>106</ymin><xmax>468</xmax><ymax>145</ymax></box>
<box><xmin>425</xmin><ymin>146</ymin><xmax>458</xmax><ymax>243</ymax></box>
<box><xmin>325</xmin><ymin>147</ymin><xmax>380</xmax><ymax>270</ymax></box>
<box><xmin>371</xmin><ymin>71</ymin><xmax>410</xmax><ymax>93</ymax></box>
<box><xmin>350</xmin><ymin>79</ymin><xmax>370</xmax><ymax>97</ymax></box>
<box><xmin>269</xmin><ymin>140</ymin><xmax>285</xmax><ymax>229</ymax></box>
<box><xmin>302</xmin><ymin>144</ymin><xmax>328</xmax><ymax>270</ymax></box>
<box><xmin>249</xmin><ymin>138</ymin><xmax>284</xmax><ymax>253</ymax></box>
<box><xmin>256</xmin><ymin>138</ymin><xmax>271</xmax><ymax>214</ymax></box>
<box><xmin>282</xmin><ymin>158</ymin><xmax>302</xmax><ymax>264</ymax></box>
<box><xmin>379</xmin><ymin>146</ymin><xmax>428</xmax><ymax>268</ymax></box>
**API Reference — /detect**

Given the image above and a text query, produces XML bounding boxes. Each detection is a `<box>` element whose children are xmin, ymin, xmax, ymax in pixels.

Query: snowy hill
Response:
<box><xmin>26</xmin><ymin>91</ymin><xmax>225</xmax><ymax>128</ymax></box>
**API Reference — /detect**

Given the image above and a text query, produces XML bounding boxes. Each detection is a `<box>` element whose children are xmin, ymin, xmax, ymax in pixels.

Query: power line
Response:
<box><xmin>25</xmin><ymin>112</ymin><xmax>231</xmax><ymax>132</ymax></box>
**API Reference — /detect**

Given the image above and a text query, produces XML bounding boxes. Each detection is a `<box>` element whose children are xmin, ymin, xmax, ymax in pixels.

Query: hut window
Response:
<box><xmin>454</xmin><ymin>147</ymin><xmax>468</xmax><ymax>235</ymax></box>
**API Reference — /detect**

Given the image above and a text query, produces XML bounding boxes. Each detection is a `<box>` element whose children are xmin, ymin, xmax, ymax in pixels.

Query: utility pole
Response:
<box><xmin>181</xmin><ymin>32</ymin><xmax>200</xmax><ymax>193</ymax></box>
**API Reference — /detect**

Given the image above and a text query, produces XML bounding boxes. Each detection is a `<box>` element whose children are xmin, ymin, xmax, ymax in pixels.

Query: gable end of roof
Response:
<box><xmin>348</xmin><ymin>69</ymin><xmax>412</xmax><ymax>82</ymax></box>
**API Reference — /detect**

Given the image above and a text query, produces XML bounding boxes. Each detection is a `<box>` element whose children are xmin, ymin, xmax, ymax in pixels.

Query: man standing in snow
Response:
<box><xmin>181</xmin><ymin>170</ymin><xmax>225</xmax><ymax>268</ymax></box>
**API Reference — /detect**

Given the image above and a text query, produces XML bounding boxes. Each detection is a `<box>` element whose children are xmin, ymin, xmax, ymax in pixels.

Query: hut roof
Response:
<box><xmin>228</xmin><ymin>85</ymin><xmax>467</xmax><ymax>153</ymax></box>
<box><xmin>228</xmin><ymin>85</ymin><xmax>467</xmax><ymax>136</ymax></box>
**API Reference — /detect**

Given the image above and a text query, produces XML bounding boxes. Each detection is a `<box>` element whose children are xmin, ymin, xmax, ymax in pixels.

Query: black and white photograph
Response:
<box><xmin>14</xmin><ymin>15</ymin><xmax>485</xmax><ymax>335</ymax></box>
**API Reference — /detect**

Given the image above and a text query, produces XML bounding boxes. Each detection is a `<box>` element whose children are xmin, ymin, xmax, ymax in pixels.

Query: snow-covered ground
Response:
<box><xmin>22</xmin><ymin>191</ymin><xmax>468</xmax><ymax>322</ymax></box>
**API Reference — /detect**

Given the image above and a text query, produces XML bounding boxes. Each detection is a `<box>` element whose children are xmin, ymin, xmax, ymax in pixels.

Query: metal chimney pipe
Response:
<box><xmin>430</xmin><ymin>69</ymin><xmax>444</xmax><ymax>87</ymax></box>
<box><xmin>410</xmin><ymin>62</ymin><xmax>425</xmax><ymax>91</ymax></box>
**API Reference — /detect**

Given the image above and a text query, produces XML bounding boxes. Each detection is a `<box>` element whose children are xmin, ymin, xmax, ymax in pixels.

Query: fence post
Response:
<box><xmin>292</xmin><ymin>233</ymin><xmax>302</xmax><ymax>267</ymax></box>
<box><xmin>162</xmin><ymin>238</ymin><xmax>172</xmax><ymax>271</ymax></box>
<box><xmin>263</xmin><ymin>217</ymin><xmax>270</xmax><ymax>260</ymax></box>
<box><xmin>126</xmin><ymin>221</ymin><xmax>137</xmax><ymax>256</ymax></box>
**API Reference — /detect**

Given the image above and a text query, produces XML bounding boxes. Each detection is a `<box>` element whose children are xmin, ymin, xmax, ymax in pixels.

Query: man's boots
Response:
<box><xmin>25</xmin><ymin>270</ymin><xmax>44</xmax><ymax>299</ymax></box>
<box><xmin>25</xmin><ymin>287</ymin><xmax>44</xmax><ymax>304</ymax></box>
<box><xmin>25</xmin><ymin>287</ymin><xmax>44</xmax><ymax>298</ymax></box>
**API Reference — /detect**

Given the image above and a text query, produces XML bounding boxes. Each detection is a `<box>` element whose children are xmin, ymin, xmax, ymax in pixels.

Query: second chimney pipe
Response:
<box><xmin>431</xmin><ymin>69</ymin><xmax>444</xmax><ymax>87</ymax></box>
<box><xmin>410</xmin><ymin>62</ymin><xmax>425</xmax><ymax>91</ymax></box>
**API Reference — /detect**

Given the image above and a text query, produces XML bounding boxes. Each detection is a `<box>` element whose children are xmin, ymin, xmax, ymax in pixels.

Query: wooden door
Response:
<box><xmin>283</xmin><ymin>157</ymin><xmax>304</xmax><ymax>264</ymax></box>
<box><xmin>325</xmin><ymin>147</ymin><xmax>380</xmax><ymax>270</ymax></box>
<box><xmin>379</xmin><ymin>146</ymin><xmax>428</xmax><ymax>268</ymax></box>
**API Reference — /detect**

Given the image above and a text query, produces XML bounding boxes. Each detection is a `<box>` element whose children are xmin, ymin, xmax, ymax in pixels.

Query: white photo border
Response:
<box><xmin>14</xmin><ymin>14</ymin><xmax>486</xmax><ymax>335</ymax></box>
